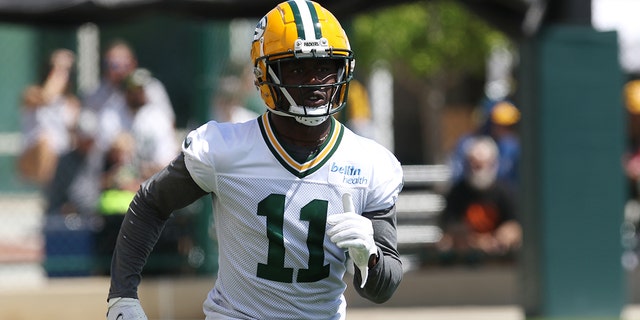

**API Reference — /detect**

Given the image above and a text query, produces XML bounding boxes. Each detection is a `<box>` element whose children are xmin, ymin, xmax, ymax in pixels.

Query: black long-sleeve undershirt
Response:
<box><xmin>108</xmin><ymin>153</ymin><xmax>207</xmax><ymax>299</ymax></box>
<box><xmin>355</xmin><ymin>206</ymin><xmax>403</xmax><ymax>303</ymax></box>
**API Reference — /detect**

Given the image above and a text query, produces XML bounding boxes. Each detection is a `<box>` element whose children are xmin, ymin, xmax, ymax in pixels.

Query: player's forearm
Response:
<box><xmin>108</xmin><ymin>154</ymin><xmax>208</xmax><ymax>300</ymax></box>
<box><xmin>353</xmin><ymin>246</ymin><xmax>402</xmax><ymax>303</ymax></box>
<box><xmin>355</xmin><ymin>207</ymin><xmax>403</xmax><ymax>303</ymax></box>
<box><xmin>108</xmin><ymin>195</ymin><xmax>168</xmax><ymax>299</ymax></box>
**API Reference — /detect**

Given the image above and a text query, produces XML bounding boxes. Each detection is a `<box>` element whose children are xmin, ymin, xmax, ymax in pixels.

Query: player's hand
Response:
<box><xmin>107</xmin><ymin>297</ymin><xmax>147</xmax><ymax>320</ymax></box>
<box><xmin>50</xmin><ymin>49</ymin><xmax>75</xmax><ymax>71</ymax></box>
<box><xmin>327</xmin><ymin>193</ymin><xmax>378</xmax><ymax>288</ymax></box>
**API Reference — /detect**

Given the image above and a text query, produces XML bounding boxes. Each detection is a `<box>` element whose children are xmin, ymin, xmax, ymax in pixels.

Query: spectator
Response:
<box><xmin>44</xmin><ymin>110</ymin><xmax>102</xmax><ymax>216</ymax></box>
<box><xmin>487</xmin><ymin>100</ymin><xmax>521</xmax><ymax>186</ymax></box>
<box><xmin>83</xmin><ymin>68</ymin><xmax>177</xmax><ymax>217</ymax></box>
<box><xmin>102</xmin><ymin>132</ymin><xmax>139</xmax><ymax>194</ymax></box>
<box><xmin>116</xmin><ymin>68</ymin><xmax>178</xmax><ymax>178</ymax></box>
<box><xmin>437</xmin><ymin>136</ymin><xmax>521</xmax><ymax>264</ymax></box>
<box><xmin>82</xmin><ymin>39</ymin><xmax>175</xmax><ymax>130</ymax></box>
<box><xmin>449</xmin><ymin>99</ymin><xmax>521</xmax><ymax>190</ymax></box>
<box><xmin>82</xmin><ymin>39</ymin><xmax>132</xmax><ymax>116</ymax></box>
<box><xmin>624</xmin><ymin>79</ymin><xmax>640</xmax><ymax>199</ymax></box>
<box><xmin>17</xmin><ymin>48</ymin><xmax>81</xmax><ymax>186</ymax></box>
<box><xmin>97</xmin><ymin>132</ymin><xmax>140</xmax><ymax>215</ymax></box>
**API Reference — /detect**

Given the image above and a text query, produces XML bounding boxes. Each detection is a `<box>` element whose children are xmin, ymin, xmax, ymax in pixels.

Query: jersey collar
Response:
<box><xmin>258</xmin><ymin>113</ymin><xmax>343</xmax><ymax>178</ymax></box>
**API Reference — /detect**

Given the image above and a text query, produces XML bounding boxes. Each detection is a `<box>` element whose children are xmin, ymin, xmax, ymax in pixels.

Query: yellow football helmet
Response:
<box><xmin>251</xmin><ymin>0</ymin><xmax>355</xmax><ymax>126</ymax></box>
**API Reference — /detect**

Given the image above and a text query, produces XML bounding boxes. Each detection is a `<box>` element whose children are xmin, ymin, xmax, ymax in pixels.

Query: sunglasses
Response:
<box><xmin>105</xmin><ymin>60</ymin><xmax>132</xmax><ymax>71</ymax></box>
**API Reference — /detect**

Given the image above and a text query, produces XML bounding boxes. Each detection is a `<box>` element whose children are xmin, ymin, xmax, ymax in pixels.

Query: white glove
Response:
<box><xmin>326</xmin><ymin>193</ymin><xmax>378</xmax><ymax>288</ymax></box>
<box><xmin>107</xmin><ymin>297</ymin><xmax>148</xmax><ymax>320</ymax></box>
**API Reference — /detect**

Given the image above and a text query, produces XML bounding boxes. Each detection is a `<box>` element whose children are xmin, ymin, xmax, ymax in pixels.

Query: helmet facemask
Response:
<box><xmin>250</xmin><ymin>0</ymin><xmax>355</xmax><ymax>126</ymax></box>
<box><xmin>256</xmin><ymin>50</ymin><xmax>353</xmax><ymax>126</ymax></box>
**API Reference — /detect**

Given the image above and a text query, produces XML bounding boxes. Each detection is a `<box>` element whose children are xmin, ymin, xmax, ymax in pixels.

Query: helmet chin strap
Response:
<box><xmin>269</xmin><ymin>105</ymin><xmax>329</xmax><ymax>127</ymax></box>
<box><xmin>294</xmin><ymin>114</ymin><xmax>329</xmax><ymax>127</ymax></box>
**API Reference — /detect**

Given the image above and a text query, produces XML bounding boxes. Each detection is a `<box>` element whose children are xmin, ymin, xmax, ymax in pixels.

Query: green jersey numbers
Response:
<box><xmin>257</xmin><ymin>193</ymin><xmax>331</xmax><ymax>283</ymax></box>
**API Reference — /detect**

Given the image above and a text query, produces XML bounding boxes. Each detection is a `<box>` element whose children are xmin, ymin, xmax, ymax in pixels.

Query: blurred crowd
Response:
<box><xmin>17</xmin><ymin>41</ymin><xmax>178</xmax><ymax>218</ymax></box>
<box><xmin>15</xmin><ymin>41</ymin><xmax>186</xmax><ymax>275</ymax></box>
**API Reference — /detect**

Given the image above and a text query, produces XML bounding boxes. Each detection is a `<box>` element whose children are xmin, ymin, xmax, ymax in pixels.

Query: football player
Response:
<box><xmin>106</xmin><ymin>1</ymin><xmax>404</xmax><ymax>319</ymax></box>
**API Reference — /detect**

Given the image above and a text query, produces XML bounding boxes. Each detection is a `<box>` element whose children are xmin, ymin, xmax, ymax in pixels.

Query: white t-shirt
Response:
<box><xmin>20</xmin><ymin>96</ymin><xmax>76</xmax><ymax>154</ymax></box>
<box><xmin>95</xmin><ymin>101</ymin><xmax>177</xmax><ymax>170</ymax></box>
<box><xmin>131</xmin><ymin>103</ymin><xmax>177</xmax><ymax>167</ymax></box>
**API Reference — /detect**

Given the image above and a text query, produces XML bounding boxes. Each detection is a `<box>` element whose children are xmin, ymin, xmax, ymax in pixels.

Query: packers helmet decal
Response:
<box><xmin>250</xmin><ymin>0</ymin><xmax>354</xmax><ymax>126</ymax></box>
<box><xmin>253</xmin><ymin>16</ymin><xmax>266</xmax><ymax>42</ymax></box>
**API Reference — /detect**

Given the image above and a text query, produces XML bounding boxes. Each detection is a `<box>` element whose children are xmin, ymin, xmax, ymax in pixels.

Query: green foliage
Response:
<box><xmin>351</xmin><ymin>0</ymin><xmax>508</xmax><ymax>79</ymax></box>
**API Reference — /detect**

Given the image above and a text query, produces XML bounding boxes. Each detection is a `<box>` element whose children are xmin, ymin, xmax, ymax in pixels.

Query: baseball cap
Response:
<box><xmin>491</xmin><ymin>101</ymin><xmax>520</xmax><ymax>126</ymax></box>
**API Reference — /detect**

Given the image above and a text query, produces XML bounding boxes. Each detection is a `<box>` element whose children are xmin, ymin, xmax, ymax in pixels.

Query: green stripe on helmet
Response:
<box><xmin>305</xmin><ymin>1</ymin><xmax>322</xmax><ymax>39</ymax></box>
<box><xmin>288</xmin><ymin>0</ymin><xmax>322</xmax><ymax>40</ymax></box>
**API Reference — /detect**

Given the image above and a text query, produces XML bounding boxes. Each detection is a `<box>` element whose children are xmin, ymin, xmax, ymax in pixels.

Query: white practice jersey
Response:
<box><xmin>182</xmin><ymin>113</ymin><xmax>403</xmax><ymax>320</ymax></box>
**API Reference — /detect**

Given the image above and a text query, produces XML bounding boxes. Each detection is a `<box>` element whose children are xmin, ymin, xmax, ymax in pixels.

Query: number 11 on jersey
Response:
<box><xmin>256</xmin><ymin>193</ymin><xmax>331</xmax><ymax>283</ymax></box>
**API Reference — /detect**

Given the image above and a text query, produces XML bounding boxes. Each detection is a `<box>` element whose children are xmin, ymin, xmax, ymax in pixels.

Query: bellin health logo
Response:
<box><xmin>330</xmin><ymin>163</ymin><xmax>368</xmax><ymax>185</ymax></box>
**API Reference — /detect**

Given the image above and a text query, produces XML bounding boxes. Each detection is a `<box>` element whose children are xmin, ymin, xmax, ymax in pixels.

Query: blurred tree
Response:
<box><xmin>351</xmin><ymin>0</ymin><xmax>511</xmax><ymax>163</ymax></box>
<box><xmin>353</xmin><ymin>0</ymin><xmax>505</xmax><ymax>78</ymax></box>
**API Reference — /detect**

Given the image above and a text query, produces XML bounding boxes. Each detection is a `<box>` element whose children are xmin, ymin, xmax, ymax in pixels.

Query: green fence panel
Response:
<box><xmin>520</xmin><ymin>25</ymin><xmax>626</xmax><ymax>318</ymax></box>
